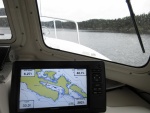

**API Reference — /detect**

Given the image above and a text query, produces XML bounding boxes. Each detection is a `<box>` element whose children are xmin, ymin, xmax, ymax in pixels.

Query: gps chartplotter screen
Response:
<box><xmin>19</xmin><ymin>68</ymin><xmax>87</xmax><ymax>109</ymax></box>
<box><xmin>10</xmin><ymin>61</ymin><xmax>106</xmax><ymax>113</ymax></box>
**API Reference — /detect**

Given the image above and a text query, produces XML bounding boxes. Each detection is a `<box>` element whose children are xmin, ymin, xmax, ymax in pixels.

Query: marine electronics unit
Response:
<box><xmin>10</xmin><ymin>61</ymin><xmax>106</xmax><ymax>113</ymax></box>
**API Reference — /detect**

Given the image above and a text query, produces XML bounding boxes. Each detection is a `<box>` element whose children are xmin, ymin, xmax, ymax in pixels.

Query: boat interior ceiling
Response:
<box><xmin>0</xmin><ymin>0</ymin><xmax>150</xmax><ymax>113</ymax></box>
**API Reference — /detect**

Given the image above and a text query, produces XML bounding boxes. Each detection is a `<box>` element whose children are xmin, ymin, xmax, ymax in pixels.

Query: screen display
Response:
<box><xmin>19</xmin><ymin>69</ymin><xmax>87</xmax><ymax>109</ymax></box>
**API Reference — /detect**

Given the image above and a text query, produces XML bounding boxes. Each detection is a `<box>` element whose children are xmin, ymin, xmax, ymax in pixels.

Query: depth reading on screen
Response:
<box><xmin>19</xmin><ymin>69</ymin><xmax>87</xmax><ymax>109</ymax></box>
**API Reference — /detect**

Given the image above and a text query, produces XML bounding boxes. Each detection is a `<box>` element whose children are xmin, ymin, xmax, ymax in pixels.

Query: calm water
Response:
<box><xmin>0</xmin><ymin>27</ymin><xmax>11</xmax><ymax>39</ymax></box>
<box><xmin>47</xmin><ymin>30</ymin><xmax>150</xmax><ymax>66</ymax></box>
<box><xmin>1</xmin><ymin>27</ymin><xmax>150</xmax><ymax>66</ymax></box>
<box><xmin>79</xmin><ymin>31</ymin><xmax>150</xmax><ymax>66</ymax></box>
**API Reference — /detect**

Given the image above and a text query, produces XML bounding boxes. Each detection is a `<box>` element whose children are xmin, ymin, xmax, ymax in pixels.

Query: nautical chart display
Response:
<box><xmin>19</xmin><ymin>68</ymin><xmax>87</xmax><ymax>109</ymax></box>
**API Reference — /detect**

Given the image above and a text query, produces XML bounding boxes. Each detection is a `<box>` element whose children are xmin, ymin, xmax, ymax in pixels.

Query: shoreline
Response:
<box><xmin>79</xmin><ymin>29</ymin><xmax>150</xmax><ymax>34</ymax></box>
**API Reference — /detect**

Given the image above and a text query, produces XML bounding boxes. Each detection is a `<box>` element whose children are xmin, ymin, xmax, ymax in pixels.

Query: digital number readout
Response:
<box><xmin>75</xmin><ymin>69</ymin><xmax>86</xmax><ymax>76</ymax></box>
<box><xmin>20</xmin><ymin>100</ymin><xmax>34</xmax><ymax>109</ymax></box>
<box><xmin>75</xmin><ymin>98</ymin><xmax>87</xmax><ymax>105</ymax></box>
<box><xmin>21</xmin><ymin>69</ymin><xmax>34</xmax><ymax>77</ymax></box>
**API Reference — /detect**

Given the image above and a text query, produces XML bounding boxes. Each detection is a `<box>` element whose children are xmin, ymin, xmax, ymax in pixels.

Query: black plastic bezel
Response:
<box><xmin>10</xmin><ymin>61</ymin><xmax>106</xmax><ymax>113</ymax></box>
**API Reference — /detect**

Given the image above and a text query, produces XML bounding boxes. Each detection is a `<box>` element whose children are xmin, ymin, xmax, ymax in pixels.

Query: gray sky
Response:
<box><xmin>0</xmin><ymin>0</ymin><xmax>4</xmax><ymax>8</ymax></box>
<box><xmin>38</xmin><ymin>0</ymin><xmax>150</xmax><ymax>22</ymax></box>
<box><xmin>1</xmin><ymin>0</ymin><xmax>150</xmax><ymax>22</ymax></box>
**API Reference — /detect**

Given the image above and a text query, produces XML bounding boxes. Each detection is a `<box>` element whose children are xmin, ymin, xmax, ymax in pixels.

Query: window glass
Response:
<box><xmin>0</xmin><ymin>0</ymin><xmax>12</xmax><ymax>40</ymax></box>
<box><xmin>37</xmin><ymin>0</ymin><xmax>150</xmax><ymax>66</ymax></box>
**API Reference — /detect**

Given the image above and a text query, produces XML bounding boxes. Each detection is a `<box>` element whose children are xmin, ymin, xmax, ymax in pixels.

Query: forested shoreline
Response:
<box><xmin>78</xmin><ymin>13</ymin><xmax>150</xmax><ymax>34</ymax></box>
<box><xmin>0</xmin><ymin>8</ymin><xmax>150</xmax><ymax>34</ymax></box>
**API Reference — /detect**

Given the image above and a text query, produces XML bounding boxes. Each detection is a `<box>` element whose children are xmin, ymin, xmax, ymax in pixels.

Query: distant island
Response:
<box><xmin>0</xmin><ymin>8</ymin><xmax>150</xmax><ymax>34</ymax></box>
<box><xmin>78</xmin><ymin>13</ymin><xmax>150</xmax><ymax>34</ymax></box>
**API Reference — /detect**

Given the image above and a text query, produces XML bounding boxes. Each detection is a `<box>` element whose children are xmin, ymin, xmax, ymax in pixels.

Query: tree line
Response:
<box><xmin>0</xmin><ymin>8</ymin><xmax>150</xmax><ymax>34</ymax></box>
<box><xmin>78</xmin><ymin>13</ymin><xmax>150</xmax><ymax>34</ymax></box>
<box><xmin>41</xmin><ymin>21</ymin><xmax>76</xmax><ymax>29</ymax></box>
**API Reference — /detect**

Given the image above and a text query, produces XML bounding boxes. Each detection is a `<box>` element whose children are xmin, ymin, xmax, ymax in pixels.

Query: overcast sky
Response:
<box><xmin>0</xmin><ymin>0</ymin><xmax>4</xmax><ymax>8</ymax></box>
<box><xmin>0</xmin><ymin>0</ymin><xmax>150</xmax><ymax>22</ymax></box>
<box><xmin>38</xmin><ymin>0</ymin><xmax>150</xmax><ymax>22</ymax></box>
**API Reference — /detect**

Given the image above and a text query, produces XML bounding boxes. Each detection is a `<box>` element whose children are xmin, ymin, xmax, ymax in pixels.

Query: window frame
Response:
<box><xmin>0</xmin><ymin>0</ymin><xmax>16</xmax><ymax>44</ymax></box>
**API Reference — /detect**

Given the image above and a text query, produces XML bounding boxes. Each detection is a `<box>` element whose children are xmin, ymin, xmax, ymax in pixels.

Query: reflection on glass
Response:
<box><xmin>40</xmin><ymin>16</ymin><xmax>79</xmax><ymax>43</ymax></box>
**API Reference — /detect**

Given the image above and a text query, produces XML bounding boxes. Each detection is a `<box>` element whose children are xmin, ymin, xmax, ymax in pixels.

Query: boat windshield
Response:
<box><xmin>0</xmin><ymin>0</ymin><xmax>12</xmax><ymax>40</ymax></box>
<box><xmin>40</xmin><ymin>16</ymin><xmax>79</xmax><ymax>43</ymax></box>
<box><xmin>37</xmin><ymin>0</ymin><xmax>150</xmax><ymax>67</ymax></box>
